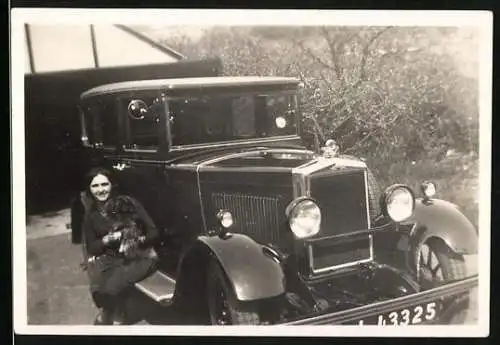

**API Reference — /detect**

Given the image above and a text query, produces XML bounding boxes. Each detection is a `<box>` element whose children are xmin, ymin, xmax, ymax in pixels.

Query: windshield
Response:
<box><xmin>168</xmin><ymin>92</ymin><xmax>298</xmax><ymax>146</ymax></box>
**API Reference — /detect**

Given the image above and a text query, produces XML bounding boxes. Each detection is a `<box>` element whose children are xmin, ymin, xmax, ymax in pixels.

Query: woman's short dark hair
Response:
<box><xmin>83</xmin><ymin>166</ymin><xmax>115</xmax><ymax>197</ymax></box>
<box><xmin>71</xmin><ymin>167</ymin><xmax>115</xmax><ymax>245</ymax></box>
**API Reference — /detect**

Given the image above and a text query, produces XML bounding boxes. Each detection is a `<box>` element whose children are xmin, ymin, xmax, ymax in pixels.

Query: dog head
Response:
<box><xmin>105</xmin><ymin>196</ymin><xmax>146</xmax><ymax>258</ymax></box>
<box><xmin>105</xmin><ymin>195</ymin><xmax>138</xmax><ymax>221</ymax></box>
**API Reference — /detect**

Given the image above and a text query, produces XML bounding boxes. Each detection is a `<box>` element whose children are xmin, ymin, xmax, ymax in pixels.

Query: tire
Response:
<box><xmin>206</xmin><ymin>260</ymin><xmax>260</xmax><ymax>325</ymax></box>
<box><xmin>417</xmin><ymin>239</ymin><xmax>469</xmax><ymax>324</ymax></box>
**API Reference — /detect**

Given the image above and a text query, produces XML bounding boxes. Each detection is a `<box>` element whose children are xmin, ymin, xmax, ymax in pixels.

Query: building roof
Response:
<box><xmin>114</xmin><ymin>25</ymin><xmax>186</xmax><ymax>61</ymax></box>
<box><xmin>80</xmin><ymin>76</ymin><xmax>300</xmax><ymax>99</ymax></box>
<box><xmin>24</xmin><ymin>24</ymin><xmax>186</xmax><ymax>74</ymax></box>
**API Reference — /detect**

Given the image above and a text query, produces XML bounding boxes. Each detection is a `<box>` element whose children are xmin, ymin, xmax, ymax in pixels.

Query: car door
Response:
<box><xmin>104</xmin><ymin>93</ymin><xmax>172</xmax><ymax>232</ymax></box>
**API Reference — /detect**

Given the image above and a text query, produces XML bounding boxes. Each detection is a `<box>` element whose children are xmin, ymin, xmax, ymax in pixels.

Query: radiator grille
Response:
<box><xmin>210</xmin><ymin>192</ymin><xmax>282</xmax><ymax>245</ymax></box>
<box><xmin>310</xmin><ymin>169</ymin><xmax>369</xmax><ymax>237</ymax></box>
<box><xmin>310</xmin><ymin>235</ymin><xmax>372</xmax><ymax>272</ymax></box>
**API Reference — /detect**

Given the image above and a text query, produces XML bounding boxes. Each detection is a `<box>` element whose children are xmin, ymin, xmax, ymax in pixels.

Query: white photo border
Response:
<box><xmin>11</xmin><ymin>8</ymin><xmax>493</xmax><ymax>337</ymax></box>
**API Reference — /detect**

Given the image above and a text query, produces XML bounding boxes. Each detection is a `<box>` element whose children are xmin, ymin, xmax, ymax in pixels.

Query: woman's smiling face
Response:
<box><xmin>89</xmin><ymin>174</ymin><xmax>112</xmax><ymax>202</ymax></box>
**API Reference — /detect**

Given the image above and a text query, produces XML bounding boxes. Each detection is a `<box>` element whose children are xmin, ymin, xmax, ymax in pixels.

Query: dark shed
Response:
<box><xmin>25</xmin><ymin>58</ymin><xmax>223</xmax><ymax>214</ymax></box>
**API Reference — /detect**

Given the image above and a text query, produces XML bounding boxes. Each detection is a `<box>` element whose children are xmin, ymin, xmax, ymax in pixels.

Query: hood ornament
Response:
<box><xmin>321</xmin><ymin>139</ymin><xmax>340</xmax><ymax>158</ymax></box>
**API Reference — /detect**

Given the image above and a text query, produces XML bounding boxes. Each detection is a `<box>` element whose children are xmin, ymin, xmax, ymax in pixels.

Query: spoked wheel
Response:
<box><xmin>417</xmin><ymin>239</ymin><xmax>467</xmax><ymax>288</ymax></box>
<box><xmin>206</xmin><ymin>260</ymin><xmax>260</xmax><ymax>325</ymax></box>
<box><xmin>417</xmin><ymin>239</ymin><xmax>469</xmax><ymax>324</ymax></box>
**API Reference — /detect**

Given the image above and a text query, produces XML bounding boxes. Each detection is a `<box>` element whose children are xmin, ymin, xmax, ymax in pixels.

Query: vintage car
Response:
<box><xmin>72</xmin><ymin>76</ymin><xmax>478</xmax><ymax>325</ymax></box>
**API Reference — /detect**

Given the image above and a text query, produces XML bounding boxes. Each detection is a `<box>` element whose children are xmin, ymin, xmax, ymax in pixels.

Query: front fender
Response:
<box><xmin>406</xmin><ymin>198</ymin><xmax>478</xmax><ymax>255</ymax></box>
<box><xmin>182</xmin><ymin>233</ymin><xmax>285</xmax><ymax>302</ymax></box>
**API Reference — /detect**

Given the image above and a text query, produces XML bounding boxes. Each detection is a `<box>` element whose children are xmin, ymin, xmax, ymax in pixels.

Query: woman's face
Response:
<box><xmin>89</xmin><ymin>174</ymin><xmax>112</xmax><ymax>202</ymax></box>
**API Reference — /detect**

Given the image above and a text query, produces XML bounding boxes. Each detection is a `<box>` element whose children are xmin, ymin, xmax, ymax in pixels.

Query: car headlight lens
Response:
<box><xmin>421</xmin><ymin>181</ymin><xmax>436</xmax><ymax>199</ymax></box>
<box><xmin>286</xmin><ymin>198</ymin><xmax>321</xmax><ymax>239</ymax></box>
<box><xmin>217</xmin><ymin>210</ymin><xmax>234</xmax><ymax>228</ymax></box>
<box><xmin>383</xmin><ymin>185</ymin><xmax>415</xmax><ymax>222</ymax></box>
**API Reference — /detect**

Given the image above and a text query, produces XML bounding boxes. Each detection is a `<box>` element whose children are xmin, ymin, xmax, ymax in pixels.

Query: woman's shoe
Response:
<box><xmin>93</xmin><ymin>308</ymin><xmax>113</xmax><ymax>325</ymax></box>
<box><xmin>112</xmin><ymin>315</ymin><xmax>128</xmax><ymax>325</ymax></box>
<box><xmin>93</xmin><ymin>313</ymin><xmax>103</xmax><ymax>325</ymax></box>
<box><xmin>112</xmin><ymin>306</ymin><xmax>128</xmax><ymax>325</ymax></box>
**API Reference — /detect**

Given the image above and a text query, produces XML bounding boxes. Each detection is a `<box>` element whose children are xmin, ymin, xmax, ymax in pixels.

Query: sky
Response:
<box><xmin>132</xmin><ymin>25</ymin><xmax>211</xmax><ymax>42</ymax></box>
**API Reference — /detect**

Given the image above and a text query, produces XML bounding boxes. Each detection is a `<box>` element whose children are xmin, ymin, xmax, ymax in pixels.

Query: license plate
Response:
<box><xmin>356</xmin><ymin>301</ymin><xmax>440</xmax><ymax>325</ymax></box>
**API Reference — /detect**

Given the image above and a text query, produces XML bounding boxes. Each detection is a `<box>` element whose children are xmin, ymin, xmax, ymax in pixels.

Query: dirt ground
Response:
<box><xmin>25</xmin><ymin>219</ymin><xmax>478</xmax><ymax>325</ymax></box>
<box><xmin>27</xmin><ymin>232</ymin><xmax>97</xmax><ymax>325</ymax></box>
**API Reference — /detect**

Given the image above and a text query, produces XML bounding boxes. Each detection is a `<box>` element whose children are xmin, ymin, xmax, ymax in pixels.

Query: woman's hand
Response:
<box><xmin>102</xmin><ymin>231</ymin><xmax>122</xmax><ymax>245</ymax></box>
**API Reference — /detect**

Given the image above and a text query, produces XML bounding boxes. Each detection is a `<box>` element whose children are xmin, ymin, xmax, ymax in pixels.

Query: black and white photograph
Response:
<box><xmin>11</xmin><ymin>9</ymin><xmax>492</xmax><ymax>337</ymax></box>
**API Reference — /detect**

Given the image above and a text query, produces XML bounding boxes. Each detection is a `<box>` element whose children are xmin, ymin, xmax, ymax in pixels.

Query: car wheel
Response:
<box><xmin>417</xmin><ymin>239</ymin><xmax>469</xmax><ymax>324</ymax></box>
<box><xmin>417</xmin><ymin>239</ymin><xmax>467</xmax><ymax>287</ymax></box>
<box><xmin>206</xmin><ymin>260</ymin><xmax>260</xmax><ymax>325</ymax></box>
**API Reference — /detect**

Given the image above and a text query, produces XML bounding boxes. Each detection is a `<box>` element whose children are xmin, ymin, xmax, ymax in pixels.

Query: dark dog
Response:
<box><xmin>105</xmin><ymin>196</ymin><xmax>157</xmax><ymax>261</ymax></box>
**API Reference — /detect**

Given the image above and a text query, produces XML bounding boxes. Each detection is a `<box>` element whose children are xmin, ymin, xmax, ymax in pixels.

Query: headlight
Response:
<box><xmin>286</xmin><ymin>198</ymin><xmax>321</xmax><ymax>239</ymax></box>
<box><xmin>216</xmin><ymin>210</ymin><xmax>234</xmax><ymax>228</ymax></box>
<box><xmin>381</xmin><ymin>185</ymin><xmax>415</xmax><ymax>222</ymax></box>
<box><xmin>421</xmin><ymin>181</ymin><xmax>436</xmax><ymax>199</ymax></box>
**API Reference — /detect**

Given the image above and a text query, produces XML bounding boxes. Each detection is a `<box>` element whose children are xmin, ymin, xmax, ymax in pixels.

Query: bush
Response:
<box><xmin>161</xmin><ymin>26</ymin><xmax>479</xmax><ymax>164</ymax></box>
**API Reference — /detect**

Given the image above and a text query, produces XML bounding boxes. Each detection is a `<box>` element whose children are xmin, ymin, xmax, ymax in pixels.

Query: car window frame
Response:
<box><xmin>118</xmin><ymin>90</ymin><xmax>168</xmax><ymax>154</ymax></box>
<box><xmin>79</xmin><ymin>95</ymin><xmax>120</xmax><ymax>153</ymax></box>
<box><xmin>164</xmin><ymin>90</ymin><xmax>301</xmax><ymax>152</ymax></box>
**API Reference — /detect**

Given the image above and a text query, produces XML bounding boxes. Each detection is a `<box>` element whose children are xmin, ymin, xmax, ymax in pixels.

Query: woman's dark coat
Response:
<box><xmin>76</xmin><ymin>193</ymin><xmax>159</xmax><ymax>304</ymax></box>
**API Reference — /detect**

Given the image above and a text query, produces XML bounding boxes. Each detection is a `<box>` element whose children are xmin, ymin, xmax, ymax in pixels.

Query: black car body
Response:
<box><xmin>74</xmin><ymin>76</ymin><xmax>478</xmax><ymax>325</ymax></box>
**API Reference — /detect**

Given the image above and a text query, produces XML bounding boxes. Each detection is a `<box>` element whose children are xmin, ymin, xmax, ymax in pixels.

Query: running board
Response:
<box><xmin>135</xmin><ymin>271</ymin><xmax>176</xmax><ymax>307</ymax></box>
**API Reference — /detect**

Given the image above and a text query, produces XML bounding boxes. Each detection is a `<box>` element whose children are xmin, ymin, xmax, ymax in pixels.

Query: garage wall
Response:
<box><xmin>25</xmin><ymin>58</ymin><xmax>223</xmax><ymax>215</ymax></box>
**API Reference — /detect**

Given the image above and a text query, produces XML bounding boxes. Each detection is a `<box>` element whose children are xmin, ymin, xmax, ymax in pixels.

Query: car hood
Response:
<box><xmin>193</xmin><ymin>146</ymin><xmax>371</xmax><ymax>252</ymax></box>
<box><xmin>170</xmin><ymin>145</ymin><xmax>367</xmax><ymax>172</ymax></box>
<box><xmin>200</xmin><ymin>148</ymin><xmax>316</xmax><ymax>170</ymax></box>
<box><xmin>169</xmin><ymin>145</ymin><xmax>312</xmax><ymax>168</ymax></box>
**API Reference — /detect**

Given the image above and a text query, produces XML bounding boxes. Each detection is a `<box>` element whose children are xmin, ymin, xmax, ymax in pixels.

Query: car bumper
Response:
<box><xmin>282</xmin><ymin>275</ymin><xmax>478</xmax><ymax>325</ymax></box>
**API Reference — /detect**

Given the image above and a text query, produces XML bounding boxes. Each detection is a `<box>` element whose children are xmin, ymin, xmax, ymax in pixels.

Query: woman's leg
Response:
<box><xmin>92</xmin><ymin>291</ymin><xmax>115</xmax><ymax>325</ymax></box>
<box><xmin>101</xmin><ymin>258</ymin><xmax>157</xmax><ymax>324</ymax></box>
<box><xmin>87</xmin><ymin>262</ymin><xmax>116</xmax><ymax>325</ymax></box>
<box><xmin>102</xmin><ymin>258</ymin><xmax>157</xmax><ymax>296</ymax></box>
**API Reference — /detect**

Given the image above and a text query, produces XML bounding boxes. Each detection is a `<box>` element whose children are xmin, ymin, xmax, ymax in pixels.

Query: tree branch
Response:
<box><xmin>303</xmin><ymin>112</ymin><xmax>326</xmax><ymax>143</ymax></box>
<box><xmin>294</xmin><ymin>38</ymin><xmax>335</xmax><ymax>72</ymax></box>
<box><xmin>317</xmin><ymin>70</ymin><xmax>337</xmax><ymax>95</ymax></box>
<box><xmin>353</xmin><ymin>26</ymin><xmax>393</xmax><ymax>89</ymax></box>
<box><xmin>320</xmin><ymin>27</ymin><xmax>343</xmax><ymax>83</ymax></box>
<box><xmin>338</xmin><ymin>29</ymin><xmax>362</xmax><ymax>50</ymax></box>
<box><xmin>343</xmin><ymin>128</ymin><xmax>380</xmax><ymax>153</ymax></box>
<box><xmin>332</xmin><ymin>111</ymin><xmax>357</xmax><ymax>133</ymax></box>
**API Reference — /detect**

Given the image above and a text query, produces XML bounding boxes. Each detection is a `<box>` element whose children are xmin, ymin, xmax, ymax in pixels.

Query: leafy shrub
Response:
<box><xmin>161</xmin><ymin>26</ymin><xmax>479</xmax><ymax>165</ymax></box>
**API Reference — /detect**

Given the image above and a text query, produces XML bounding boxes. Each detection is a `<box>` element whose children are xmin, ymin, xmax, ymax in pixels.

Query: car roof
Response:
<box><xmin>80</xmin><ymin>76</ymin><xmax>300</xmax><ymax>100</ymax></box>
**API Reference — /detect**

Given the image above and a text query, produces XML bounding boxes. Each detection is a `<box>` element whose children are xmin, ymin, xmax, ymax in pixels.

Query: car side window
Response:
<box><xmin>261</xmin><ymin>94</ymin><xmax>298</xmax><ymax>137</ymax></box>
<box><xmin>231</xmin><ymin>95</ymin><xmax>256</xmax><ymax>138</ymax></box>
<box><xmin>84</xmin><ymin>101</ymin><xmax>119</xmax><ymax>149</ymax></box>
